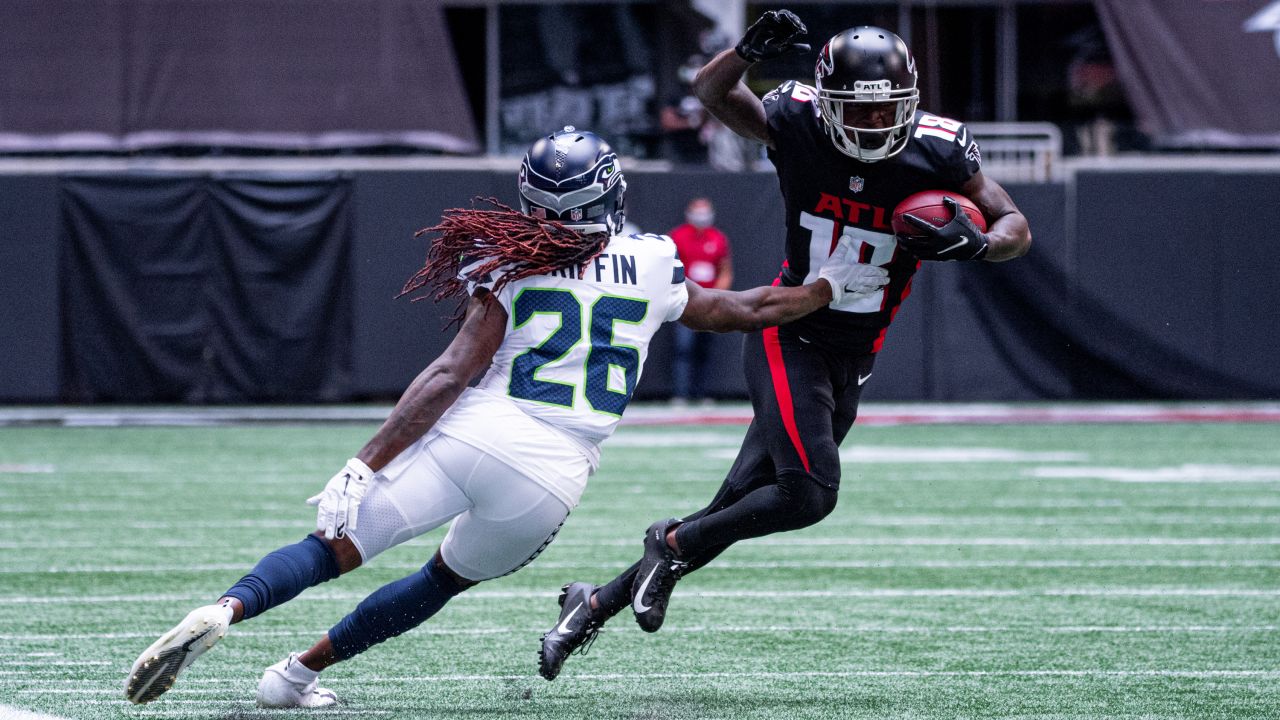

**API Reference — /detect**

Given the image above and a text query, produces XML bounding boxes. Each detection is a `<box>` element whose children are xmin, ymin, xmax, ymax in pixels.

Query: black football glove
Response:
<box><xmin>897</xmin><ymin>197</ymin><xmax>991</xmax><ymax>262</ymax></box>
<box><xmin>735</xmin><ymin>10</ymin><xmax>810</xmax><ymax>63</ymax></box>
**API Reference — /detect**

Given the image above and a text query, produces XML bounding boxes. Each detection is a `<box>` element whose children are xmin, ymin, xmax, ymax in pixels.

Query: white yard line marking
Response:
<box><xmin>0</xmin><ymin>703</ymin><xmax>73</xmax><ymax>720</ymax></box>
<box><xmin>392</xmin><ymin>670</ymin><xmax>1280</xmax><ymax>681</ymax></box>
<box><xmin>0</xmin><ymin>661</ymin><xmax>109</xmax><ymax>667</ymax></box>
<box><xmin>5</xmin><ymin>559</ymin><xmax>1280</xmax><ymax>574</ymax></box>
<box><xmin>4</xmin><ymin>588</ymin><xmax>1280</xmax><ymax>605</ymax></box>
<box><xmin>9</xmin><ymin>536</ymin><xmax>1280</xmax><ymax>551</ymax></box>
<box><xmin>1030</xmin><ymin>465</ymin><xmax>1280</xmax><ymax>483</ymax></box>
<box><xmin>550</xmin><ymin>536</ymin><xmax>1280</xmax><ymax>547</ymax></box>
<box><xmin>706</xmin><ymin>446</ymin><xmax>1091</xmax><ymax>463</ymax></box>
<box><xmin>12</xmin><ymin>514</ymin><xmax>1280</xmax><ymax>533</ymax></box>
<box><xmin>851</xmin><ymin>515</ymin><xmax>1280</xmax><ymax>527</ymax></box>
<box><xmin>1</xmin><ymin>626</ymin><xmax>1276</xmax><ymax>645</ymax></box>
<box><xmin>744</xmin><ymin>537</ymin><xmax>1280</xmax><ymax>547</ymax></box>
<box><xmin>0</xmin><ymin>465</ymin><xmax>55</xmax><ymax>474</ymax></box>
<box><xmin>388</xmin><ymin>670</ymin><xmax>1280</xmax><ymax>680</ymax></box>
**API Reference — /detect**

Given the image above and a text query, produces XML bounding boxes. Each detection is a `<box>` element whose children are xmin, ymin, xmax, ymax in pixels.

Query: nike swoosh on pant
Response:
<box><xmin>556</xmin><ymin>602</ymin><xmax>583</xmax><ymax>634</ymax></box>
<box><xmin>633</xmin><ymin>565</ymin><xmax>659</xmax><ymax>613</ymax></box>
<box><xmin>858</xmin><ymin>373</ymin><xmax>872</xmax><ymax>386</ymax></box>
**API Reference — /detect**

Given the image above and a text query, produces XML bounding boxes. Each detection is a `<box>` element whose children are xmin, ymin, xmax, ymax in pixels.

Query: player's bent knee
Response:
<box><xmin>432</xmin><ymin>551</ymin><xmax>479</xmax><ymax>590</ymax></box>
<box><xmin>311</xmin><ymin>531</ymin><xmax>363</xmax><ymax>575</ymax></box>
<box><xmin>777</xmin><ymin>471</ymin><xmax>838</xmax><ymax>529</ymax></box>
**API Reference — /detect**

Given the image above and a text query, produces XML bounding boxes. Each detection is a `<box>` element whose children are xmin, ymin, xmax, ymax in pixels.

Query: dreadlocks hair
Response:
<box><xmin>400</xmin><ymin>197</ymin><xmax>610</xmax><ymax>326</ymax></box>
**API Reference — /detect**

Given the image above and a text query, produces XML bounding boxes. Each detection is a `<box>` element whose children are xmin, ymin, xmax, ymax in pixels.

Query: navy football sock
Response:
<box><xmin>327</xmin><ymin>559</ymin><xmax>470</xmax><ymax>661</ymax></box>
<box><xmin>223</xmin><ymin>535</ymin><xmax>339</xmax><ymax>621</ymax></box>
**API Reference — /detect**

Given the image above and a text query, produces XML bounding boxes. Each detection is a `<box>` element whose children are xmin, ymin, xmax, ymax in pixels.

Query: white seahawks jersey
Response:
<box><xmin>433</xmin><ymin>233</ymin><xmax>688</xmax><ymax>497</ymax></box>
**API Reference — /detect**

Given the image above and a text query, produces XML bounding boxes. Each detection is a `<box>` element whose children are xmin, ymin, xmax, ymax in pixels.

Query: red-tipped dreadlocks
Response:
<box><xmin>400</xmin><ymin>197</ymin><xmax>609</xmax><ymax>325</ymax></box>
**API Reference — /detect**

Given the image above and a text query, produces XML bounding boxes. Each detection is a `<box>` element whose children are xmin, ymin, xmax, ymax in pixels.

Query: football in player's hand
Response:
<box><xmin>891</xmin><ymin>191</ymin><xmax>988</xmax><ymax>236</ymax></box>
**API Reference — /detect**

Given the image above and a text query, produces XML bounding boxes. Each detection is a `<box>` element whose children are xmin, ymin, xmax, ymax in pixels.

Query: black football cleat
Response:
<box><xmin>539</xmin><ymin>582</ymin><xmax>603</xmax><ymax>681</ymax></box>
<box><xmin>631</xmin><ymin>518</ymin><xmax>688</xmax><ymax>633</ymax></box>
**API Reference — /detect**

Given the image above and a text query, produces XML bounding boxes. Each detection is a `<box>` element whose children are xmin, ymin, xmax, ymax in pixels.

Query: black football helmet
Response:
<box><xmin>518</xmin><ymin>127</ymin><xmax>626</xmax><ymax>235</ymax></box>
<box><xmin>814</xmin><ymin>27</ymin><xmax>919</xmax><ymax>162</ymax></box>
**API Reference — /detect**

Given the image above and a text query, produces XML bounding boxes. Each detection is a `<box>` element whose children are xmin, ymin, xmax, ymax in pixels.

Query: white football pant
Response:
<box><xmin>345</xmin><ymin>432</ymin><xmax>582</xmax><ymax>581</ymax></box>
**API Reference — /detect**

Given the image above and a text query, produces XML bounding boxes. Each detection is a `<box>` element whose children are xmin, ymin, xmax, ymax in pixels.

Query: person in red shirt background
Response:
<box><xmin>669</xmin><ymin>197</ymin><xmax>733</xmax><ymax>405</ymax></box>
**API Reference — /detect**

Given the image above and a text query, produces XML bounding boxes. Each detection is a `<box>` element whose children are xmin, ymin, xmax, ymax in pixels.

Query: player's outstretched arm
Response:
<box><xmin>678</xmin><ymin>242</ymin><xmax>887</xmax><ymax>333</ymax></box>
<box><xmin>356</xmin><ymin>293</ymin><xmax>507</xmax><ymax>470</ymax></box>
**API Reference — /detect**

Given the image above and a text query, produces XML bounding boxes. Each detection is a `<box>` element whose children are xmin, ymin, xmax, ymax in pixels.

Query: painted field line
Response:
<box><xmin>6</xmin><ymin>558</ymin><xmax>1280</xmax><ymax>575</ymax></box>
<box><xmin>0</xmin><ymin>704</ymin><xmax>72</xmax><ymax>720</ymax></box>
<box><xmin>11</xmin><ymin>514</ymin><xmax>1280</xmax><ymax>533</ymax></box>
<box><xmin>620</xmin><ymin>402</ymin><xmax>1280</xmax><ymax>426</ymax></box>
<box><xmin>11</xmin><ymin>536</ymin><xmax>1280</xmax><ymax>551</ymax></box>
<box><xmin>852</xmin><ymin>515</ymin><xmax>1280</xmax><ymax>526</ymax></box>
<box><xmin>5</xmin><ymin>587</ymin><xmax>1280</xmax><ymax>605</ymax></box>
<box><xmin>988</xmin><ymin>499</ymin><xmax>1280</xmax><ymax>509</ymax></box>
<box><xmin>0</xmin><ymin>660</ymin><xmax>108</xmax><ymax>667</ymax></box>
<box><xmin>3</xmin><ymin>625</ymin><xmax>1277</xmax><ymax>645</ymax></box>
<box><xmin>165</xmin><ymin>670</ymin><xmax>1280</xmax><ymax>683</ymax></box>
<box><xmin>505</xmin><ymin>537</ymin><xmax>1280</xmax><ymax>548</ymax></box>
<box><xmin>396</xmin><ymin>669</ymin><xmax>1280</xmax><ymax>681</ymax></box>
<box><xmin>1031</xmin><ymin>465</ymin><xmax>1280</xmax><ymax>483</ymax></box>
<box><xmin>11</xmin><ymin>698</ymin><xmax>390</xmax><ymax>715</ymax></box>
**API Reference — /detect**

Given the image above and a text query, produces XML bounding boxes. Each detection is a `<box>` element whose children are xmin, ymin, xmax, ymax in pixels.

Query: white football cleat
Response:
<box><xmin>257</xmin><ymin>653</ymin><xmax>339</xmax><ymax>708</ymax></box>
<box><xmin>125</xmin><ymin>604</ymin><xmax>232</xmax><ymax>704</ymax></box>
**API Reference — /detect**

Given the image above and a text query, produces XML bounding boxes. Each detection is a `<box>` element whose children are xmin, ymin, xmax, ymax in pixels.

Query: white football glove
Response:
<box><xmin>818</xmin><ymin>240</ymin><xmax>890</xmax><ymax>305</ymax></box>
<box><xmin>306</xmin><ymin>458</ymin><xmax>375</xmax><ymax>540</ymax></box>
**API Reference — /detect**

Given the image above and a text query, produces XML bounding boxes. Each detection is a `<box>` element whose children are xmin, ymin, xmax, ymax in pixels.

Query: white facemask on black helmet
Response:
<box><xmin>814</xmin><ymin>27</ymin><xmax>920</xmax><ymax>163</ymax></box>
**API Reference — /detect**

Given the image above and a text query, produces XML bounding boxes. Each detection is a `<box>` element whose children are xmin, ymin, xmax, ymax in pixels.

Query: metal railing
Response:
<box><xmin>967</xmin><ymin>122</ymin><xmax>1063</xmax><ymax>183</ymax></box>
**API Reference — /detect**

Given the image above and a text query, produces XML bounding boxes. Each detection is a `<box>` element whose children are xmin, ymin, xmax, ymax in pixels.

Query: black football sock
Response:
<box><xmin>674</xmin><ymin>470</ymin><xmax>837</xmax><ymax>557</ymax></box>
<box><xmin>590</xmin><ymin>564</ymin><xmax>640</xmax><ymax>618</ymax></box>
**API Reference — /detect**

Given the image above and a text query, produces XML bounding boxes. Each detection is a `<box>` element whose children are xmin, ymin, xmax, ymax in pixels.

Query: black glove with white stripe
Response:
<box><xmin>735</xmin><ymin>10</ymin><xmax>810</xmax><ymax>64</ymax></box>
<box><xmin>897</xmin><ymin>197</ymin><xmax>990</xmax><ymax>262</ymax></box>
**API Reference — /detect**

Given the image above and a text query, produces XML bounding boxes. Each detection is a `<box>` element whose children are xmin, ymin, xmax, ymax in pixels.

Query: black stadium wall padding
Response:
<box><xmin>0</xmin><ymin>176</ymin><xmax>61</xmax><ymax>401</ymax></box>
<box><xmin>60</xmin><ymin>174</ymin><xmax>354</xmax><ymax>402</ymax></box>
<box><xmin>0</xmin><ymin>0</ymin><xmax>477</xmax><ymax>154</ymax></box>
<box><xmin>1</xmin><ymin>168</ymin><xmax>1274</xmax><ymax>403</ymax></box>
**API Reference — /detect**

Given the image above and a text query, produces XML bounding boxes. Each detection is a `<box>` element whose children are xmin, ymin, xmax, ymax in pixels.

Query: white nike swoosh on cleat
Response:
<box><xmin>556</xmin><ymin>602</ymin><xmax>583</xmax><ymax>635</ymax></box>
<box><xmin>633</xmin><ymin>565</ymin><xmax>659</xmax><ymax>614</ymax></box>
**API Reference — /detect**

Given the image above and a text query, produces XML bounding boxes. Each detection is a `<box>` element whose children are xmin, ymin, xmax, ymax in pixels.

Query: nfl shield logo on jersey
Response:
<box><xmin>570</xmin><ymin>208</ymin><xmax>583</xmax><ymax>221</ymax></box>
<box><xmin>849</xmin><ymin>176</ymin><xmax>865</xmax><ymax>193</ymax></box>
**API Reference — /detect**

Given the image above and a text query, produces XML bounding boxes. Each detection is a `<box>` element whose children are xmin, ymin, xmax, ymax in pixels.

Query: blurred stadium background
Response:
<box><xmin>1</xmin><ymin>1</ymin><xmax>1279</xmax><ymax>719</ymax></box>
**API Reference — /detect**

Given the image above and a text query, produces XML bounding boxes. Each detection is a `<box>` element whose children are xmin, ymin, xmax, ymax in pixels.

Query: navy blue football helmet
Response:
<box><xmin>519</xmin><ymin>127</ymin><xmax>626</xmax><ymax>235</ymax></box>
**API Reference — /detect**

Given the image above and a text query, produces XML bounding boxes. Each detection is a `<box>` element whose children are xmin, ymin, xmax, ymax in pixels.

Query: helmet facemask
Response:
<box><xmin>813</xmin><ymin>28</ymin><xmax>920</xmax><ymax>163</ymax></box>
<box><xmin>816</xmin><ymin>80</ymin><xmax>918</xmax><ymax>162</ymax></box>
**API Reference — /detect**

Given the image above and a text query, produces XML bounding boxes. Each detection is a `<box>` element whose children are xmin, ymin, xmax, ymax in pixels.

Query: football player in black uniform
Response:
<box><xmin>539</xmin><ymin>12</ymin><xmax>1031</xmax><ymax>680</ymax></box>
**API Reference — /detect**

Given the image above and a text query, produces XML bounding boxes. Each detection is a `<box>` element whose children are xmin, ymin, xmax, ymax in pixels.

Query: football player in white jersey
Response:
<box><xmin>124</xmin><ymin>127</ymin><xmax>889</xmax><ymax>708</ymax></box>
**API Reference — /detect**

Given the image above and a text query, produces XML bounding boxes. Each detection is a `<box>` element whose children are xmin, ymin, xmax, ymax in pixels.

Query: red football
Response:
<box><xmin>891</xmin><ymin>190</ymin><xmax>987</xmax><ymax>236</ymax></box>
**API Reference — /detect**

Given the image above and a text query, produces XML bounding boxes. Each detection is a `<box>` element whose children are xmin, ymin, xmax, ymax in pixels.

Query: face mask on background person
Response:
<box><xmin>687</xmin><ymin>207</ymin><xmax>714</xmax><ymax>229</ymax></box>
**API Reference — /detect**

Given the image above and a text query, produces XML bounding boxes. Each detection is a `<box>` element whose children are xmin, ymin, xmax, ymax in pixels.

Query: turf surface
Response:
<box><xmin>1</xmin><ymin>414</ymin><xmax>1278</xmax><ymax>718</ymax></box>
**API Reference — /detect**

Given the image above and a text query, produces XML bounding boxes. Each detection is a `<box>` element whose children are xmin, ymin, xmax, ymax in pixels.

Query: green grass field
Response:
<box><xmin>1</xmin><ymin>414</ymin><xmax>1278</xmax><ymax>719</ymax></box>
